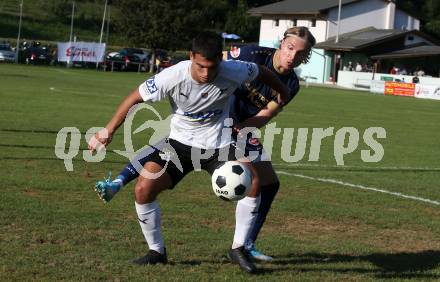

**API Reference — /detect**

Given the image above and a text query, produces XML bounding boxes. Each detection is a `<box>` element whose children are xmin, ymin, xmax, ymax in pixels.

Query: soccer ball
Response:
<box><xmin>211</xmin><ymin>161</ymin><xmax>252</xmax><ymax>201</ymax></box>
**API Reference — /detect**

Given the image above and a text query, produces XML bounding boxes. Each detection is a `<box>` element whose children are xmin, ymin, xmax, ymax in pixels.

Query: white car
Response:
<box><xmin>0</xmin><ymin>44</ymin><xmax>16</xmax><ymax>62</ymax></box>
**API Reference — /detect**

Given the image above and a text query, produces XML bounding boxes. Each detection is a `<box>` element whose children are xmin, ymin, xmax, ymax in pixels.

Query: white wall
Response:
<box><xmin>385</xmin><ymin>1</ymin><xmax>396</xmax><ymax>29</ymax></box>
<box><xmin>327</xmin><ymin>0</ymin><xmax>388</xmax><ymax>38</ymax></box>
<box><xmin>394</xmin><ymin>9</ymin><xmax>421</xmax><ymax>31</ymax></box>
<box><xmin>257</xmin><ymin>0</ymin><xmax>422</xmax><ymax>47</ymax></box>
<box><xmin>296</xmin><ymin>49</ymin><xmax>330</xmax><ymax>83</ymax></box>
<box><xmin>337</xmin><ymin>70</ymin><xmax>440</xmax><ymax>90</ymax></box>
<box><xmin>259</xmin><ymin>17</ymin><xmax>327</xmax><ymax>47</ymax></box>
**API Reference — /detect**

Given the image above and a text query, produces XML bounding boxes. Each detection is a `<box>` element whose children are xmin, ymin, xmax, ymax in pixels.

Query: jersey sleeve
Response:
<box><xmin>227</xmin><ymin>45</ymin><xmax>254</xmax><ymax>61</ymax></box>
<box><xmin>227</xmin><ymin>45</ymin><xmax>275</xmax><ymax>65</ymax></box>
<box><xmin>227</xmin><ymin>60</ymin><xmax>259</xmax><ymax>85</ymax></box>
<box><xmin>138</xmin><ymin>73</ymin><xmax>169</xmax><ymax>102</ymax></box>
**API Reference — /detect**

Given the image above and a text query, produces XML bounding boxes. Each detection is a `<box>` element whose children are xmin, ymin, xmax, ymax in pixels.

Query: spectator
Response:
<box><xmin>390</xmin><ymin>66</ymin><xmax>398</xmax><ymax>75</ymax></box>
<box><xmin>398</xmin><ymin>67</ymin><xmax>407</xmax><ymax>75</ymax></box>
<box><xmin>355</xmin><ymin>62</ymin><xmax>362</xmax><ymax>72</ymax></box>
<box><xmin>155</xmin><ymin>56</ymin><xmax>161</xmax><ymax>73</ymax></box>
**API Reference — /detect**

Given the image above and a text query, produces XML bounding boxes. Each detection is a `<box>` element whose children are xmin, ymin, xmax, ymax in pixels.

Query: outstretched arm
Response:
<box><xmin>256</xmin><ymin>65</ymin><xmax>290</xmax><ymax>105</ymax></box>
<box><xmin>235</xmin><ymin>99</ymin><xmax>282</xmax><ymax>131</ymax></box>
<box><xmin>88</xmin><ymin>88</ymin><xmax>143</xmax><ymax>151</ymax></box>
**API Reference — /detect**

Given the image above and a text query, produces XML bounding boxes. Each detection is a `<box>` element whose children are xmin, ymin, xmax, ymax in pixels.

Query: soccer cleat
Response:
<box><xmin>132</xmin><ymin>249</ymin><xmax>168</xmax><ymax>265</ymax></box>
<box><xmin>94</xmin><ymin>172</ymin><xmax>121</xmax><ymax>203</ymax></box>
<box><xmin>228</xmin><ymin>246</ymin><xmax>257</xmax><ymax>273</ymax></box>
<box><xmin>245</xmin><ymin>242</ymin><xmax>273</xmax><ymax>262</ymax></box>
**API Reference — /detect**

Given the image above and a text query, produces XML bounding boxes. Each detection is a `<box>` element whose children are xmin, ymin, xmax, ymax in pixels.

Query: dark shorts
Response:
<box><xmin>235</xmin><ymin>136</ymin><xmax>267</xmax><ymax>163</ymax></box>
<box><xmin>144</xmin><ymin>138</ymin><xmax>240</xmax><ymax>188</ymax></box>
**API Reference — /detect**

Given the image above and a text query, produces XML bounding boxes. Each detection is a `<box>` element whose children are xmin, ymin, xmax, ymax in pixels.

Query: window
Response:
<box><xmin>274</xmin><ymin>19</ymin><xmax>279</xmax><ymax>26</ymax></box>
<box><xmin>311</xmin><ymin>19</ymin><xmax>316</xmax><ymax>27</ymax></box>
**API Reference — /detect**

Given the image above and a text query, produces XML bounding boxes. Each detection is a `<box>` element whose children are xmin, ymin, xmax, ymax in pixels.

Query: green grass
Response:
<box><xmin>1</xmin><ymin>64</ymin><xmax>440</xmax><ymax>281</ymax></box>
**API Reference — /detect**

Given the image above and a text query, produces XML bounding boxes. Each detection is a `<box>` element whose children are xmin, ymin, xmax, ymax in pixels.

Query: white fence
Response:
<box><xmin>336</xmin><ymin>71</ymin><xmax>440</xmax><ymax>101</ymax></box>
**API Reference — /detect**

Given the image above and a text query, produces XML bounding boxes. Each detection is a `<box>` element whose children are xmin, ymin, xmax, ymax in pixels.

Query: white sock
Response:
<box><xmin>135</xmin><ymin>201</ymin><xmax>165</xmax><ymax>254</ymax></box>
<box><xmin>232</xmin><ymin>195</ymin><xmax>261</xmax><ymax>249</ymax></box>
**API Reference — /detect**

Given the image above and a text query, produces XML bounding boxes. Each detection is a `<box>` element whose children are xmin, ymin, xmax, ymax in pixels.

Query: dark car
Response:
<box><xmin>104</xmin><ymin>52</ymin><xmax>145</xmax><ymax>71</ymax></box>
<box><xmin>19</xmin><ymin>46</ymin><xmax>52</xmax><ymax>65</ymax></box>
<box><xmin>157</xmin><ymin>56</ymin><xmax>187</xmax><ymax>73</ymax></box>
<box><xmin>119</xmin><ymin>48</ymin><xmax>150</xmax><ymax>63</ymax></box>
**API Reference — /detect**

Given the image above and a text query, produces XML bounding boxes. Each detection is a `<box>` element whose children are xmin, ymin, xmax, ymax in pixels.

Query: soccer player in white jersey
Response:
<box><xmin>88</xmin><ymin>31</ymin><xmax>290</xmax><ymax>274</ymax></box>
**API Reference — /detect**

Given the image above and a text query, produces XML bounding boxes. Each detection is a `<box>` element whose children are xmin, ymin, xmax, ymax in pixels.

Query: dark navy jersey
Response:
<box><xmin>227</xmin><ymin>45</ymin><xmax>300</xmax><ymax>122</ymax></box>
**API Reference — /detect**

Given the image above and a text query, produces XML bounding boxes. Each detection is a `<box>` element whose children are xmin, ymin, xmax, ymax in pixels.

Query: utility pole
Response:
<box><xmin>333</xmin><ymin>0</ymin><xmax>342</xmax><ymax>84</ymax></box>
<box><xmin>68</xmin><ymin>1</ymin><xmax>75</xmax><ymax>67</ymax></box>
<box><xmin>97</xmin><ymin>0</ymin><xmax>108</xmax><ymax>69</ymax></box>
<box><xmin>105</xmin><ymin>5</ymin><xmax>111</xmax><ymax>44</ymax></box>
<box><xmin>15</xmin><ymin>0</ymin><xmax>23</xmax><ymax>64</ymax></box>
<box><xmin>335</xmin><ymin>0</ymin><xmax>342</xmax><ymax>43</ymax></box>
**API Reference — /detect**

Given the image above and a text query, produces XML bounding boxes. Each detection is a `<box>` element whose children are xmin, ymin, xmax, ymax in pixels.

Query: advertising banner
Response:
<box><xmin>384</xmin><ymin>81</ymin><xmax>415</xmax><ymax>96</ymax></box>
<box><xmin>415</xmin><ymin>84</ymin><xmax>440</xmax><ymax>100</ymax></box>
<box><xmin>57</xmin><ymin>42</ymin><xmax>106</xmax><ymax>63</ymax></box>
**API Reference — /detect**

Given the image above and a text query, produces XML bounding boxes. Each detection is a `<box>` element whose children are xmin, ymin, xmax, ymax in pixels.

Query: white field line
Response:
<box><xmin>49</xmin><ymin>87</ymin><xmax>121</xmax><ymax>98</ymax></box>
<box><xmin>274</xmin><ymin>163</ymin><xmax>440</xmax><ymax>171</ymax></box>
<box><xmin>276</xmin><ymin>170</ymin><xmax>440</xmax><ymax>206</ymax></box>
<box><xmin>53</xmin><ymin>68</ymin><xmax>77</xmax><ymax>75</ymax></box>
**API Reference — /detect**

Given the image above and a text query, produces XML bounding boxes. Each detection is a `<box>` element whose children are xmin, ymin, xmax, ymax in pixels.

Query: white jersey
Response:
<box><xmin>138</xmin><ymin>60</ymin><xmax>259</xmax><ymax>149</ymax></box>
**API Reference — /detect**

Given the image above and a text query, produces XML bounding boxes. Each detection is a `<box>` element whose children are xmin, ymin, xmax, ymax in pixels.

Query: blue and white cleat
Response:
<box><xmin>245</xmin><ymin>242</ymin><xmax>273</xmax><ymax>262</ymax></box>
<box><xmin>94</xmin><ymin>172</ymin><xmax>121</xmax><ymax>203</ymax></box>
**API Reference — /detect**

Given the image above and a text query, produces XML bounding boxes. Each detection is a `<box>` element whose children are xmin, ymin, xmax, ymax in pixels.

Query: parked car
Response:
<box><xmin>19</xmin><ymin>46</ymin><xmax>52</xmax><ymax>65</ymax></box>
<box><xmin>119</xmin><ymin>48</ymin><xmax>150</xmax><ymax>63</ymax></box>
<box><xmin>0</xmin><ymin>44</ymin><xmax>16</xmax><ymax>62</ymax></box>
<box><xmin>104</xmin><ymin>51</ymin><xmax>144</xmax><ymax>71</ymax></box>
<box><xmin>157</xmin><ymin>56</ymin><xmax>187</xmax><ymax>73</ymax></box>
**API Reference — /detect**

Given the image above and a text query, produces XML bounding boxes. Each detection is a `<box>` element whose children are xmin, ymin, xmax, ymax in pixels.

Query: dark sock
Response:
<box><xmin>248</xmin><ymin>182</ymin><xmax>280</xmax><ymax>243</ymax></box>
<box><xmin>116</xmin><ymin>146</ymin><xmax>157</xmax><ymax>186</ymax></box>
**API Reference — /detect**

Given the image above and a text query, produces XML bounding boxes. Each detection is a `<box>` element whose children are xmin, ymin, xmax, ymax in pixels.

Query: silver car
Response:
<box><xmin>0</xmin><ymin>44</ymin><xmax>16</xmax><ymax>62</ymax></box>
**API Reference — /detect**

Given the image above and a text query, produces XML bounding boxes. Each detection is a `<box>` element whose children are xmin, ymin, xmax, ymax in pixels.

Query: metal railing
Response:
<box><xmin>102</xmin><ymin>60</ymin><xmax>151</xmax><ymax>73</ymax></box>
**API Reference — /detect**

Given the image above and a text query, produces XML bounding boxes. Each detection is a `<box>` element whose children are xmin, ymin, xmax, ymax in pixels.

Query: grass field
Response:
<box><xmin>1</xmin><ymin>64</ymin><xmax>440</xmax><ymax>281</ymax></box>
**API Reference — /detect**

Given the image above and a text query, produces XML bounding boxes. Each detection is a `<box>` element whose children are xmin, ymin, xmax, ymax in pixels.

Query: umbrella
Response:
<box><xmin>222</xmin><ymin>33</ymin><xmax>240</xmax><ymax>40</ymax></box>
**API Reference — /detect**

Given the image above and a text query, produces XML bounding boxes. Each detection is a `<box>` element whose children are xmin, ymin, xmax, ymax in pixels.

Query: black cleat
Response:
<box><xmin>132</xmin><ymin>248</ymin><xmax>168</xmax><ymax>265</ymax></box>
<box><xmin>228</xmin><ymin>246</ymin><xmax>257</xmax><ymax>273</ymax></box>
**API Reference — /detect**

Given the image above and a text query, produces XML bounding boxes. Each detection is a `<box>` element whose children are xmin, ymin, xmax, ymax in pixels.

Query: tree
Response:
<box><xmin>422</xmin><ymin>0</ymin><xmax>440</xmax><ymax>38</ymax></box>
<box><xmin>47</xmin><ymin>0</ymin><xmax>72</xmax><ymax>23</ymax></box>
<box><xmin>114</xmin><ymin>0</ymin><xmax>203</xmax><ymax>50</ymax></box>
<box><xmin>397</xmin><ymin>0</ymin><xmax>440</xmax><ymax>39</ymax></box>
<box><xmin>224</xmin><ymin>0</ymin><xmax>260</xmax><ymax>42</ymax></box>
<box><xmin>199</xmin><ymin>0</ymin><xmax>229</xmax><ymax>30</ymax></box>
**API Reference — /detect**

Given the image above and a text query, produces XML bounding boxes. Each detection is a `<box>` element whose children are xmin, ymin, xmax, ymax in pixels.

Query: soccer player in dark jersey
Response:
<box><xmin>225</xmin><ymin>27</ymin><xmax>316</xmax><ymax>261</ymax></box>
<box><xmin>94</xmin><ymin>27</ymin><xmax>315</xmax><ymax>262</ymax></box>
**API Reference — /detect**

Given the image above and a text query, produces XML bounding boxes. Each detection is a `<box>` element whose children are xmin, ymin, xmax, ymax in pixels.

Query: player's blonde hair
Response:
<box><xmin>282</xmin><ymin>27</ymin><xmax>316</xmax><ymax>67</ymax></box>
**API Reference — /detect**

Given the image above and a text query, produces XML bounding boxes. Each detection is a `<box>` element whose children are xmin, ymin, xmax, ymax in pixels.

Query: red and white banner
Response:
<box><xmin>57</xmin><ymin>42</ymin><xmax>106</xmax><ymax>63</ymax></box>
<box><xmin>415</xmin><ymin>84</ymin><xmax>440</xmax><ymax>100</ymax></box>
<box><xmin>384</xmin><ymin>81</ymin><xmax>415</xmax><ymax>97</ymax></box>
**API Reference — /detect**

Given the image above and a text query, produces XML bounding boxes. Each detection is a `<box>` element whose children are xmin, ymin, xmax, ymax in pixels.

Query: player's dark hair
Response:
<box><xmin>191</xmin><ymin>31</ymin><xmax>223</xmax><ymax>60</ymax></box>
